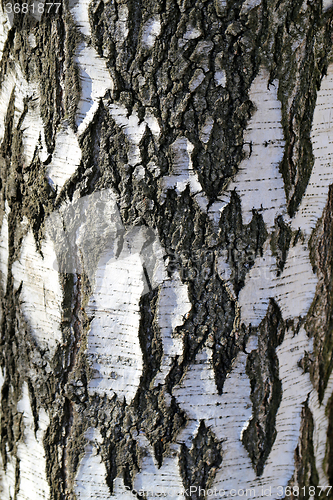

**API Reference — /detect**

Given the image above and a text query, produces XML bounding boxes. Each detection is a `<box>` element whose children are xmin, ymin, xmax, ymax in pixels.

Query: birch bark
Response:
<box><xmin>0</xmin><ymin>1</ymin><xmax>333</xmax><ymax>499</ymax></box>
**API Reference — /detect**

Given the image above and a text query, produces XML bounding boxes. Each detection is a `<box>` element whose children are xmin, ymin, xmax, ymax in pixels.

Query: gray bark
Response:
<box><xmin>0</xmin><ymin>0</ymin><xmax>333</xmax><ymax>499</ymax></box>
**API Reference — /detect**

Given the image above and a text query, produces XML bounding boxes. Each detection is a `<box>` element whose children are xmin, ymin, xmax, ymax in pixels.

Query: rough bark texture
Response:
<box><xmin>0</xmin><ymin>0</ymin><xmax>333</xmax><ymax>499</ymax></box>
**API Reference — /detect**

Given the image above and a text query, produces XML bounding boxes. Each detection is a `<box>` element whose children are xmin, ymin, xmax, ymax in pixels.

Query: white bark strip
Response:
<box><xmin>153</xmin><ymin>272</ymin><xmax>191</xmax><ymax>388</ymax></box>
<box><xmin>273</xmin><ymin>242</ymin><xmax>317</xmax><ymax>320</ymax></box>
<box><xmin>0</xmin><ymin>72</ymin><xmax>16</xmax><ymax>143</ymax></box>
<box><xmin>161</xmin><ymin>136</ymin><xmax>209</xmax><ymax>212</ymax></box>
<box><xmin>16</xmin><ymin>383</ymin><xmax>50</xmax><ymax>500</ymax></box>
<box><xmin>134</xmin><ymin>436</ymin><xmax>185</xmax><ymax>500</ymax></box>
<box><xmin>0</xmin><ymin>67</ymin><xmax>48</xmax><ymax>167</ymax></box>
<box><xmin>0</xmin><ymin>201</ymin><xmax>9</xmax><ymax>293</ymax></box>
<box><xmin>86</xmin><ymin>254</ymin><xmax>144</xmax><ymax>403</ymax></box>
<box><xmin>211</xmin><ymin>328</ymin><xmax>314</xmax><ymax>498</ymax></box>
<box><xmin>0</xmin><ymin>7</ymin><xmax>10</xmax><ymax>57</ymax></box>
<box><xmin>69</xmin><ymin>0</ymin><xmax>114</xmax><ymax>136</ymax></box>
<box><xmin>292</xmin><ymin>64</ymin><xmax>333</xmax><ymax>234</ymax></box>
<box><xmin>76</xmin><ymin>42</ymin><xmax>113</xmax><ymax>135</ymax></box>
<box><xmin>70</xmin><ymin>0</ymin><xmax>91</xmax><ymax>37</ymax></box>
<box><xmin>47</xmin><ymin>188</ymin><xmax>124</xmax><ymax>280</ymax></box>
<box><xmin>144</xmin><ymin>108</ymin><xmax>161</xmax><ymax>139</ymax></box>
<box><xmin>12</xmin><ymin>230</ymin><xmax>63</xmax><ymax>356</ymax></box>
<box><xmin>308</xmin><ymin>370</ymin><xmax>333</xmax><ymax>484</ymax></box>
<box><xmin>0</xmin><ymin>449</ymin><xmax>16</xmax><ymax>500</ymax></box>
<box><xmin>46</xmin><ymin>188</ymin><xmax>166</xmax><ymax>404</ymax></box>
<box><xmin>256</xmin><ymin>328</ymin><xmax>313</xmax><ymax>493</ymax></box>
<box><xmin>210</xmin><ymin>63</ymin><xmax>333</xmax><ymax>492</ymax></box>
<box><xmin>227</xmin><ymin>68</ymin><xmax>286</xmax><ymax>229</ymax></box>
<box><xmin>46</xmin><ymin>126</ymin><xmax>82</xmax><ymax>190</ymax></box>
<box><xmin>238</xmin><ymin>240</ymin><xmax>318</xmax><ymax>327</ymax></box>
<box><xmin>112</xmin><ymin>478</ymin><xmax>137</xmax><ymax>499</ymax></box>
<box><xmin>75</xmin><ymin>428</ymin><xmax>111</xmax><ymax>499</ymax></box>
<box><xmin>1</xmin><ymin>381</ymin><xmax>51</xmax><ymax>500</ymax></box>
<box><xmin>173</xmin><ymin>347</ymin><xmax>252</xmax><ymax>451</ymax></box>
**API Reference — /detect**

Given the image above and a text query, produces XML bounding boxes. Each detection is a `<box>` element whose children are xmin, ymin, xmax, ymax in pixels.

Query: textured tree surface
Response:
<box><xmin>1</xmin><ymin>0</ymin><xmax>333</xmax><ymax>499</ymax></box>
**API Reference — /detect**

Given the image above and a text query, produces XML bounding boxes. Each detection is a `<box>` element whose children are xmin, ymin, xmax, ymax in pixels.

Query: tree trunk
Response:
<box><xmin>1</xmin><ymin>0</ymin><xmax>333</xmax><ymax>498</ymax></box>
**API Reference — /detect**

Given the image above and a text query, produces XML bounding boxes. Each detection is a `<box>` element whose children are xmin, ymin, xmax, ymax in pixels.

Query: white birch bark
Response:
<box><xmin>0</xmin><ymin>1</ymin><xmax>333</xmax><ymax>499</ymax></box>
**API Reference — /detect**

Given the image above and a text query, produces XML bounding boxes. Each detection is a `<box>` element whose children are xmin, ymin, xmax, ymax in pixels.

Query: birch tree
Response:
<box><xmin>1</xmin><ymin>0</ymin><xmax>333</xmax><ymax>499</ymax></box>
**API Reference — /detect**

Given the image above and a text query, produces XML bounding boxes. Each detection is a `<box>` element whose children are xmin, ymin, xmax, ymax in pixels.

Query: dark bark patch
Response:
<box><xmin>179</xmin><ymin>421</ymin><xmax>223</xmax><ymax>500</ymax></box>
<box><xmin>270</xmin><ymin>215</ymin><xmax>292</xmax><ymax>275</ymax></box>
<box><xmin>326</xmin><ymin>394</ymin><xmax>333</xmax><ymax>488</ymax></box>
<box><xmin>306</xmin><ymin>185</ymin><xmax>333</xmax><ymax>402</ymax></box>
<box><xmin>267</xmin><ymin>0</ymin><xmax>329</xmax><ymax>216</ymax></box>
<box><xmin>137</xmin><ymin>289</ymin><xmax>162</xmax><ymax>388</ymax></box>
<box><xmin>166</xmin><ymin>249</ymin><xmax>237</xmax><ymax>395</ymax></box>
<box><xmin>33</xmin><ymin>16</ymin><xmax>65</xmax><ymax>150</ymax></box>
<box><xmin>217</xmin><ymin>190</ymin><xmax>268</xmax><ymax>295</ymax></box>
<box><xmin>242</xmin><ymin>299</ymin><xmax>285</xmax><ymax>476</ymax></box>
<box><xmin>289</xmin><ymin>401</ymin><xmax>319</xmax><ymax>500</ymax></box>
